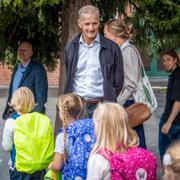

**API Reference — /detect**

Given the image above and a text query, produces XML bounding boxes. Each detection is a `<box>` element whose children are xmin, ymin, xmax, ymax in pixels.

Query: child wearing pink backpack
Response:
<box><xmin>87</xmin><ymin>103</ymin><xmax>157</xmax><ymax>180</ymax></box>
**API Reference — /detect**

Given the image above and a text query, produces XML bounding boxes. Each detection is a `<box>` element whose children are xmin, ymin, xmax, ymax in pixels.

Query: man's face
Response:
<box><xmin>78</xmin><ymin>13</ymin><xmax>100</xmax><ymax>44</ymax></box>
<box><xmin>17</xmin><ymin>42</ymin><xmax>33</xmax><ymax>64</ymax></box>
<box><xmin>163</xmin><ymin>54</ymin><xmax>177</xmax><ymax>73</ymax></box>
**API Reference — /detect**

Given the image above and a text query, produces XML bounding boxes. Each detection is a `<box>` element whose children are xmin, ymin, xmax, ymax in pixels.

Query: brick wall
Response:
<box><xmin>0</xmin><ymin>64</ymin><xmax>12</xmax><ymax>85</ymax></box>
<box><xmin>47</xmin><ymin>63</ymin><xmax>60</xmax><ymax>87</ymax></box>
<box><xmin>0</xmin><ymin>63</ymin><xmax>60</xmax><ymax>87</ymax></box>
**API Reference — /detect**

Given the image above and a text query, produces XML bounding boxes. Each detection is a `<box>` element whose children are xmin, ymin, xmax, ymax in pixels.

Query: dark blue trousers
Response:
<box><xmin>9</xmin><ymin>169</ymin><xmax>46</xmax><ymax>180</ymax></box>
<box><xmin>158</xmin><ymin>119</ymin><xmax>180</xmax><ymax>161</ymax></box>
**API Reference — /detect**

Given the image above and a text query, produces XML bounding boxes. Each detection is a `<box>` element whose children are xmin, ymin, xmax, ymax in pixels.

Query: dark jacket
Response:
<box><xmin>64</xmin><ymin>33</ymin><xmax>124</xmax><ymax>102</ymax></box>
<box><xmin>2</xmin><ymin>60</ymin><xmax>48</xmax><ymax>120</ymax></box>
<box><xmin>161</xmin><ymin>66</ymin><xmax>180</xmax><ymax>125</ymax></box>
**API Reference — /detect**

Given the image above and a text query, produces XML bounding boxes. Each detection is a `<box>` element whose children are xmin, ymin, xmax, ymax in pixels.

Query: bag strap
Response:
<box><xmin>97</xmin><ymin>148</ymin><xmax>112</xmax><ymax>162</ymax></box>
<box><xmin>125</xmin><ymin>44</ymin><xmax>148</xmax><ymax>79</ymax></box>
<box><xmin>118</xmin><ymin>43</ymin><xmax>143</xmax><ymax>97</ymax></box>
<box><xmin>123</xmin><ymin>44</ymin><xmax>142</xmax><ymax>70</ymax></box>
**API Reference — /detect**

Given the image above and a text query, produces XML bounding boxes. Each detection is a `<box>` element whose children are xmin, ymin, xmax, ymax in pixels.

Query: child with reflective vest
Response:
<box><xmin>162</xmin><ymin>140</ymin><xmax>180</xmax><ymax>180</ymax></box>
<box><xmin>2</xmin><ymin>87</ymin><xmax>54</xmax><ymax>180</ymax></box>
<box><xmin>48</xmin><ymin>93</ymin><xmax>96</xmax><ymax>179</ymax></box>
<box><xmin>87</xmin><ymin>102</ymin><xmax>157</xmax><ymax>180</ymax></box>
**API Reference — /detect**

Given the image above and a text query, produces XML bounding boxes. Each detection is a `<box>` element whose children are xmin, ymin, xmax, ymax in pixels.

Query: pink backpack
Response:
<box><xmin>98</xmin><ymin>147</ymin><xmax>157</xmax><ymax>180</ymax></box>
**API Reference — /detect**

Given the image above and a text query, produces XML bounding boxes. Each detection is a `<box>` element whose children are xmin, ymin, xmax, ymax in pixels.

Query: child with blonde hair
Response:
<box><xmin>87</xmin><ymin>102</ymin><xmax>157</xmax><ymax>180</ymax></box>
<box><xmin>162</xmin><ymin>140</ymin><xmax>180</xmax><ymax>180</ymax></box>
<box><xmin>48</xmin><ymin>93</ymin><xmax>95</xmax><ymax>179</ymax></box>
<box><xmin>2</xmin><ymin>87</ymin><xmax>54</xmax><ymax>180</ymax></box>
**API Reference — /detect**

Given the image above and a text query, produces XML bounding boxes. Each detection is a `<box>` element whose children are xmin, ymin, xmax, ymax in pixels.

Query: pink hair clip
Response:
<box><xmin>116</xmin><ymin>143</ymin><xmax>124</xmax><ymax>149</ymax></box>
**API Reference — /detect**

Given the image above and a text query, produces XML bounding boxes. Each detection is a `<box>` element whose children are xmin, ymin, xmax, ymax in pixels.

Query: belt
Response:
<box><xmin>85</xmin><ymin>97</ymin><xmax>103</xmax><ymax>105</ymax></box>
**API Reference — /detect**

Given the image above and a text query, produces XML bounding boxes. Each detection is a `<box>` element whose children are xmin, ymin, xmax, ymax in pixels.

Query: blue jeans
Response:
<box><xmin>158</xmin><ymin>119</ymin><xmax>180</xmax><ymax>161</ymax></box>
<box><xmin>9</xmin><ymin>169</ymin><xmax>46</xmax><ymax>180</ymax></box>
<box><xmin>124</xmin><ymin>100</ymin><xmax>147</xmax><ymax>149</ymax></box>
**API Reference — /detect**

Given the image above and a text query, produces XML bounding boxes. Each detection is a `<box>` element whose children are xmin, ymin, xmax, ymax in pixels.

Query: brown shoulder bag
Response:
<box><xmin>126</xmin><ymin>102</ymin><xmax>151</xmax><ymax>128</ymax></box>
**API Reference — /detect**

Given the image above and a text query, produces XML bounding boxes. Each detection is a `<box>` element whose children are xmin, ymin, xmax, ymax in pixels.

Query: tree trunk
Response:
<box><xmin>54</xmin><ymin>0</ymin><xmax>91</xmax><ymax>137</ymax></box>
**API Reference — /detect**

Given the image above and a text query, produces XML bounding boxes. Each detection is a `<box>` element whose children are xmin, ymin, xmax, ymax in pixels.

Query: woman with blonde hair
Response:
<box><xmin>162</xmin><ymin>140</ymin><xmax>180</xmax><ymax>180</ymax></box>
<box><xmin>104</xmin><ymin>19</ymin><xmax>147</xmax><ymax>148</ymax></box>
<box><xmin>87</xmin><ymin>103</ymin><xmax>157</xmax><ymax>180</ymax></box>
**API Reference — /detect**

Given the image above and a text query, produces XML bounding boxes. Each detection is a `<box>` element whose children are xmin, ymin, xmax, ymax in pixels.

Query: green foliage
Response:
<box><xmin>0</xmin><ymin>0</ymin><xmax>179</xmax><ymax>70</ymax></box>
<box><xmin>92</xmin><ymin>0</ymin><xmax>129</xmax><ymax>30</ymax></box>
<box><xmin>0</xmin><ymin>0</ymin><xmax>63</xmax><ymax>70</ymax></box>
<box><xmin>93</xmin><ymin>0</ymin><xmax>179</xmax><ymax>56</ymax></box>
<box><xmin>130</xmin><ymin>0</ymin><xmax>180</xmax><ymax>54</ymax></box>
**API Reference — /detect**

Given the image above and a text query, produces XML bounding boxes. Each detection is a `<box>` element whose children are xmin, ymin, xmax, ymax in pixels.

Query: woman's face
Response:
<box><xmin>163</xmin><ymin>54</ymin><xmax>177</xmax><ymax>72</ymax></box>
<box><xmin>104</xmin><ymin>25</ymin><xmax>116</xmax><ymax>42</ymax></box>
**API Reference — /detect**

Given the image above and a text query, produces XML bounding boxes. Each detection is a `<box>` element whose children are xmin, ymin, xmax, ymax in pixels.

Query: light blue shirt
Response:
<box><xmin>12</xmin><ymin>60</ymin><xmax>30</xmax><ymax>93</ymax></box>
<box><xmin>73</xmin><ymin>33</ymin><xmax>104</xmax><ymax>99</ymax></box>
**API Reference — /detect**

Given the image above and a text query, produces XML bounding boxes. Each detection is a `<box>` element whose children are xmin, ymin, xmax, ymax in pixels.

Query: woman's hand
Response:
<box><xmin>161</xmin><ymin>121</ymin><xmax>172</xmax><ymax>135</ymax></box>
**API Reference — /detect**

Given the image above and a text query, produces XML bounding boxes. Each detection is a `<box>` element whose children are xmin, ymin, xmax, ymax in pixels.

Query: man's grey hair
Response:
<box><xmin>78</xmin><ymin>5</ymin><xmax>100</xmax><ymax>20</ymax></box>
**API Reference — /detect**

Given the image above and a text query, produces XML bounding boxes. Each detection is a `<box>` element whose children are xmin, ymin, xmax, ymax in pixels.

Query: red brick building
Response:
<box><xmin>0</xmin><ymin>63</ymin><xmax>60</xmax><ymax>87</ymax></box>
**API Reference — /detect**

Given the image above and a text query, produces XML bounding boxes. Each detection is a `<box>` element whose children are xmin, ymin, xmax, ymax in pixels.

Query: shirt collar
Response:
<box><xmin>18</xmin><ymin>59</ymin><xmax>31</xmax><ymax>69</ymax></box>
<box><xmin>79</xmin><ymin>33</ymin><xmax>100</xmax><ymax>46</ymax></box>
<box><xmin>120</xmin><ymin>40</ymin><xmax>130</xmax><ymax>51</ymax></box>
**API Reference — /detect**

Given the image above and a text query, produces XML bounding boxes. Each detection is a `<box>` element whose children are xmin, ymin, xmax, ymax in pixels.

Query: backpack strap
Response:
<box><xmin>11</xmin><ymin>112</ymin><xmax>20</xmax><ymax>120</ymax></box>
<box><xmin>98</xmin><ymin>148</ymin><xmax>124</xmax><ymax>180</ymax></box>
<box><xmin>10</xmin><ymin>113</ymin><xmax>20</xmax><ymax>170</ymax></box>
<box><xmin>97</xmin><ymin>148</ymin><xmax>113</xmax><ymax>162</ymax></box>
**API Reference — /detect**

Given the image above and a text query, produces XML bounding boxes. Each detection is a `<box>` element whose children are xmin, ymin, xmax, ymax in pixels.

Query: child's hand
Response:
<box><xmin>48</xmin><ymin>161</ymin><xmax>54</xmax><ymax>169</ymax></box>
<box><xmin>49</xmin><ymin>153</ymin><xmax>63</xmax><ymax>171</ymax></box>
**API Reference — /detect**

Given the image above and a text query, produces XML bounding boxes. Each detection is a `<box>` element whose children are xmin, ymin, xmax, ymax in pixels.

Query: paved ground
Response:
<box><xmin>0</xmin><ymin>84</ymin><xmax>167</xmax><ymax>179</ymax></box>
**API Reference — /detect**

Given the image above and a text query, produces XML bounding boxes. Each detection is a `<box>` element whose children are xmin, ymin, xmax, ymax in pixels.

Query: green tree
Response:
<box><xmin>54</xmin><ymin>0</ymin><xmax>92</xmax><ymax>136</ymax></box>
<box><xmin>0</xmin><ymin>0</ymin><xmax>63</xmax><ymax>70</ymax></box>
<box><xmin>130</xmin><ymin>0</ymin><xmax>180</xmax><ymax>55</ymax></box>
<box><xmin>0</xmin><ymin>0</ymin><xmax>179</xmax><ymax>134</ymax></box>
<box><xmin>0</xmin><ymin>0</ymin><xmax>179</xmax><ymax>69</ymax></box>
<box><xmin>93</xmin><ymin>0</ymin><xmax>180</xmax><ymax>55</ymax></box>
